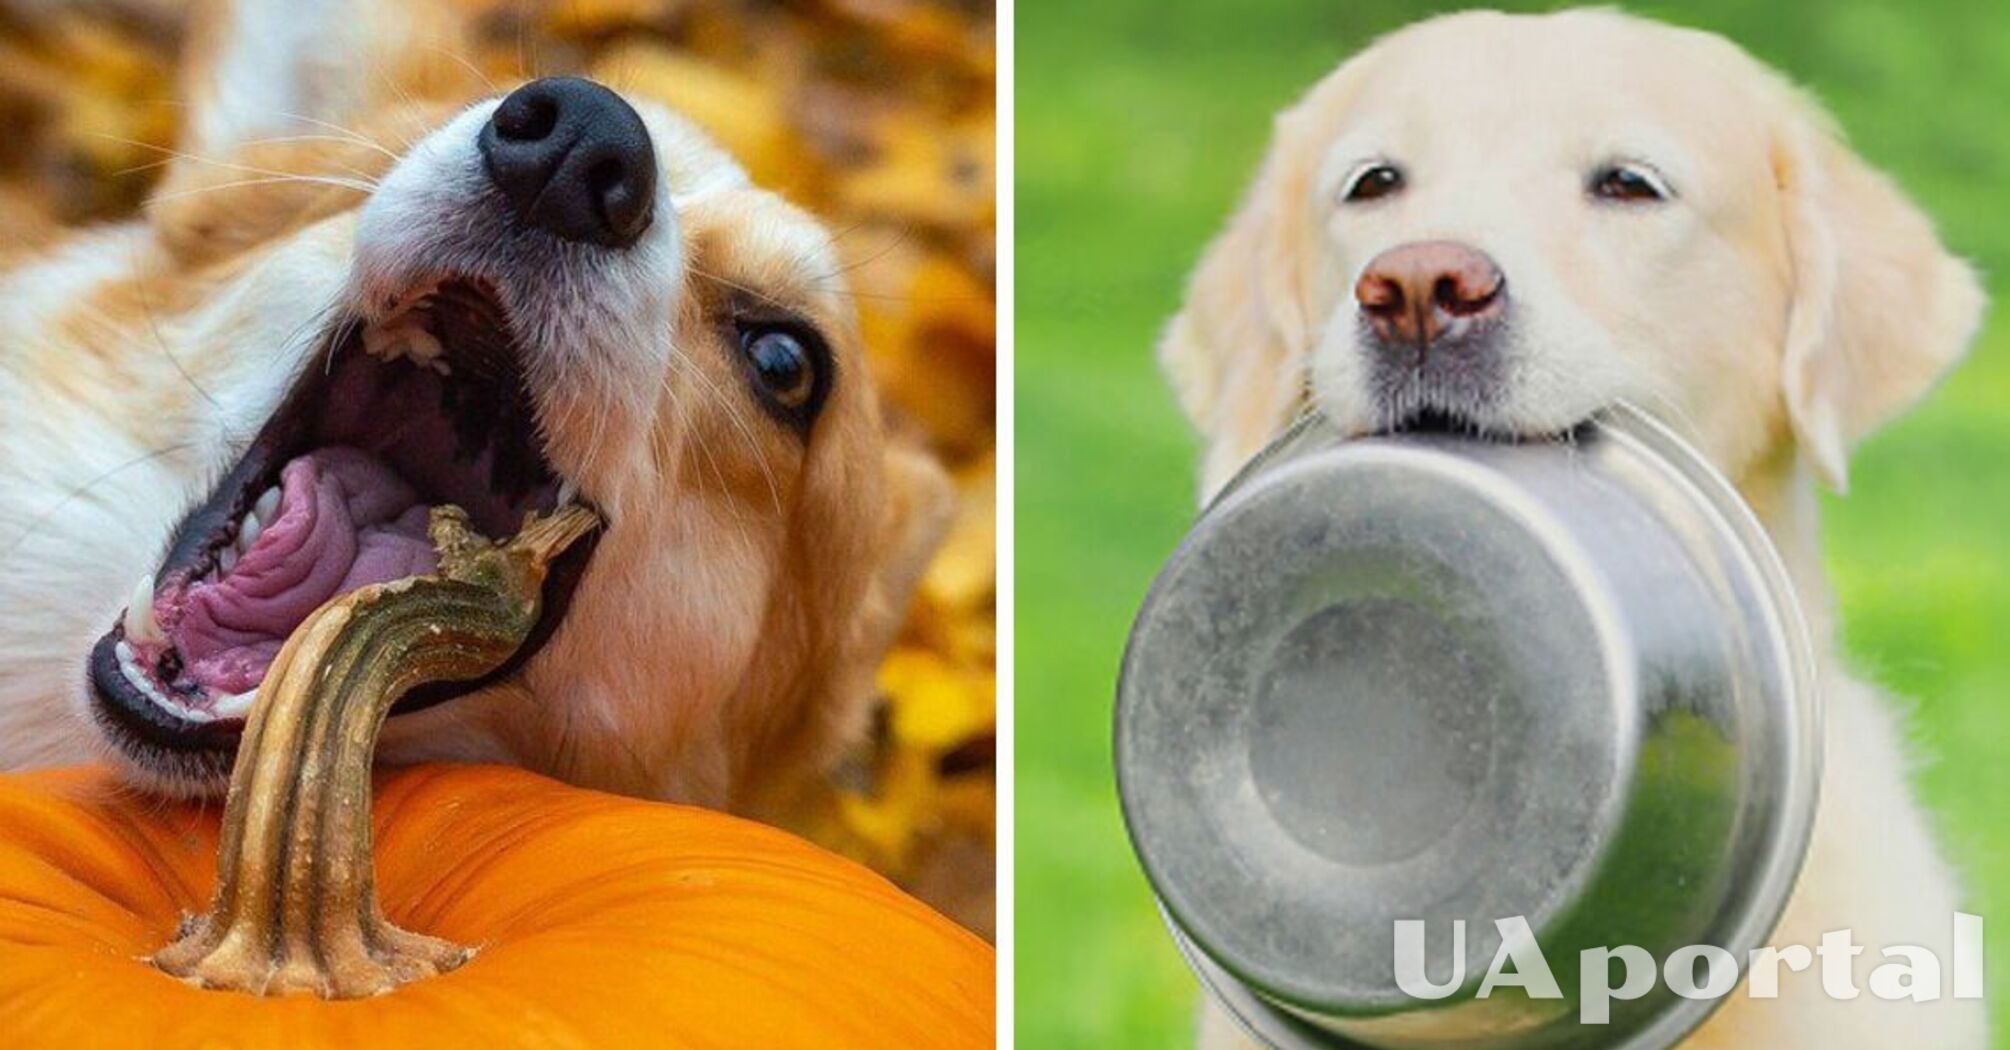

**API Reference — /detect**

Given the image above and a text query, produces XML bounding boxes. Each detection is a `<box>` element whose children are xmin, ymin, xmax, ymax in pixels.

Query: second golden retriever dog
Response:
<box><xmin>1163</xmin><ymin>9</ymin><xmax>1985</xmax><ymax>1049</ymax></box>
<box><xmin>0</xmin><ymin>0</ymin><xmax>949</xmax><ymax>817</ymax></box>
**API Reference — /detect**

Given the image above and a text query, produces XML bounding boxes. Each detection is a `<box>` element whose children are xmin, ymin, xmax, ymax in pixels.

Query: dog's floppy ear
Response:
<box><xmin>853</xmin><ymin>443</ymin><xmax>957</xmax><ymax>663</ymax></box>
<box><xmin>716</xmin><ymin>436</ymin><xmax>956</xmax><ymax>820</ymax></box>
<box><xmin>756</xmin><ymin>439</ymin><xmax>950</xmax><ymax>815</ymax></box>
<box><xmin>1159</xmin><ymin>102</ymin><xmax>1325</xmax><ymax>496</ymax></box>
<box><xmin>1773</xmin><ymin>93</ymin><xmax>1985</xmax><ymax>491</ymax></box>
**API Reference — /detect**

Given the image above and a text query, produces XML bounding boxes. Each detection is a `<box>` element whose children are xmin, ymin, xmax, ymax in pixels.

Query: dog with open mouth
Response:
<box><xmin>0</xmin><ymin>0</ymin><xmax>951</xmax><ymax>819</ymax></box>
<box><xmin>1162</xmin><ymin>10</ymin><xmax>1987</xmax><ymax>1050</ymax></box>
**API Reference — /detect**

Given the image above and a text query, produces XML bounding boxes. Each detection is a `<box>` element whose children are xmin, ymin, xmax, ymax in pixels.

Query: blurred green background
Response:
<box><xmin>1015</xmin><ymin>0</ymin><xmax>2010</xmax><ymax>1045</ymax></box>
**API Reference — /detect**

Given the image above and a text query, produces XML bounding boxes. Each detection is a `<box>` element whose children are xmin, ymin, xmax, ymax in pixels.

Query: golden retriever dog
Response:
<box><xmin>1164</xmin><ymin>10</ymin><xmax>1986</xmax><ymax>1049</ymax></box>
<box><xmin>0</xmin><ymin>0</ymin><xmax>950</xmax><ymax>819</ymax></box>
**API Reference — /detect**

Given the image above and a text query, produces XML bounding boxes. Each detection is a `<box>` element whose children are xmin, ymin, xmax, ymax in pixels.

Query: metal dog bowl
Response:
<box><xmin>1115</xmin><ymin>406</ymin><xmax>1819</xmax><ymax>1049</ymax></box>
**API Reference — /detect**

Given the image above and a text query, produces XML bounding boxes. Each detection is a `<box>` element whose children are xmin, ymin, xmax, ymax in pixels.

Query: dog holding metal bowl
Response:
<box><xmin>1130</xmin><ymin>10</ymin><xmax>1988</xmax><ymax>1049</ymax></box>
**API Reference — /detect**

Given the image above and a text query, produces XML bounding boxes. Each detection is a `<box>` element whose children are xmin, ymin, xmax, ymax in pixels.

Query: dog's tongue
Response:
<box><xmin>168</xmin><ymin>447</ymin><xmax>440</xmax><ymax>694</ymax></box>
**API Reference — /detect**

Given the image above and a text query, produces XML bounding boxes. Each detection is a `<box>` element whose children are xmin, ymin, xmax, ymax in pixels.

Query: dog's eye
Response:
<box><xmin>745</xmin><ymin>328</ymin><xmax>814</xmax><ymax>406</ymax></box>
<box><xmin>738</xmin><ymin>323</ymin><xmax>828</xmax><ymax>425</ymax></box>
<box><xmin>1342</xmin><ymin>162</ymin><xmax>1405</xmax><ymax>204</ymax></box>
<box><xmin>1589</xmin><ymin>163</ymin><xmax>1671</xmax><ymax>203</ymax></box>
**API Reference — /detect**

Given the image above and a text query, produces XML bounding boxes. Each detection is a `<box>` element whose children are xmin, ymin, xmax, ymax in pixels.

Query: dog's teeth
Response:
<box><xmin>237</xmin><ymin>513</ymin><xmax>262</xmax><ymax>553</ymax></box>
<box><xmin>115</xmin><ymin>640</ymin><xmax>210</xmax><ymax>721</ymax></box>
<box><xmin>364</xmin><ymin>320</ymin><xmax>450</xmax><ymax>373</ymax></box>
<box><xmin>115</xmin><ymin>648</ymin><xmax>158</xmax><ymax>700</ymax></box>
<box><xmin>124</xmin><ymin>575</ymin><xmax>163</xmax><ymax>644</ymax></box>
<box><xmin>556</xmin><ymin>479</ymin><xmax>578</xmax><ymax>506</ymax></box>
<box><xmin>211</xmin><ymin>690</ymin><xmax>257</xmax><ymax>719</ymax></box>
<box><xmin>253</xmin><ymin>486</ymin><xmax>281</xmax><ymax>525</ymax></box>
<box><xmin>219</xmin><ymin>546</ymin><xmax>239</xmax><ymax>574</ymax></box>
<box><xmin>402</xmin><ymin>327</ymin><xmax>443</xmax><ymax>363</ymax></box>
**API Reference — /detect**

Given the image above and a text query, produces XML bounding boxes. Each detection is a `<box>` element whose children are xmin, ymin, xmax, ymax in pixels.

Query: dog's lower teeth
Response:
<box><xmin>113</xmin><ymin>641</ymin><xmax>153</xmax><ymax>697</ymax></box>
<box><xmin>237</xmin><ymin>513</ymin><xmax>262</xmax><ymax>553</ymax></box>
<box><xmin>114</xmin><ymin>639</ymin><xmax>214</xmax><ymax>723</ymax></box>
<box><xmin>211</xmin><ymin>690</ymin><xmax>256</xmax><ymax>719</ymax></box>
<box><xmin>124</xmin><ymin>574</ymin><xmax>163</xmax><ymax>644</ymax></box>
<box><xmin>556</xmin><ymin>479</ymin><xmax>578</xmax><ymax>506</ymax></box>
<box><xmin>220</xmin><ymin>546</ymin><xmax>239</xmax><ymax>573</ymax></box>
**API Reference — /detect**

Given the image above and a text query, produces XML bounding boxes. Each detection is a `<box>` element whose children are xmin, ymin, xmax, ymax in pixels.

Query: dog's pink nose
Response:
<box><xmin>1355</xmin><ymin>241</ymin><xmax>1505</xmax><ymax>348</ymax></box>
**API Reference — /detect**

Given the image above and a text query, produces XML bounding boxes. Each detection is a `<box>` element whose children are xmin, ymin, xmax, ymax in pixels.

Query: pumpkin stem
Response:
<box><xmin>150</xmin><ymin>504</ymin><xmax>601</xmax><ymax>998</ymax></box>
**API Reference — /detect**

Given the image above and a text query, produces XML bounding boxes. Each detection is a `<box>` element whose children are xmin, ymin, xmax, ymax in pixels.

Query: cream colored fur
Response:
<box><xmin>1164</xmin><ymin>10</ymin><xmax>1987</xmax><ymax>1048</ymax></box>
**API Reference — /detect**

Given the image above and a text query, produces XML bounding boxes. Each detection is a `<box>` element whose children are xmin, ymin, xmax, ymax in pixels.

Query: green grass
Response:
<box><xmin>1014</xmin><ymin>1</ymin><xmax>2010</xmax><ymax>1044</ymax></box>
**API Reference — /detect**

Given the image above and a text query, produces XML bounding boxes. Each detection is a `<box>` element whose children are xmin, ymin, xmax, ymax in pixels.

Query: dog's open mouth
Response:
<box><xmin>88</xmin><ymin>279</ymin><xmax>599</xmax><ymax>769</ymax></box>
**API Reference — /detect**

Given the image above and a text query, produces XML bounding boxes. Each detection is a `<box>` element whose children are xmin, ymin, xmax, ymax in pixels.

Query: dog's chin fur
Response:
<box><xmin>0</xmin><ymin>0</ymin><xmax>952</xmax><ymax>820</ymax></box>
<box><xmin>1163</xmin><ymin>10</ymin><xmax>1988</xmax><ymax>1049</ymax></box>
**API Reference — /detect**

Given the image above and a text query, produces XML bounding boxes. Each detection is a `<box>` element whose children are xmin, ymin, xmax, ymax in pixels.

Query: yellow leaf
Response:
<box><xmin>837</xmin><ymin>109</ymin><xmax>993</xmax><ymax>231</ymax></box>
<box><xmin>879</xmin><ymin>648</ymin><xmax>993</xmax><ymax>750</ymax></box>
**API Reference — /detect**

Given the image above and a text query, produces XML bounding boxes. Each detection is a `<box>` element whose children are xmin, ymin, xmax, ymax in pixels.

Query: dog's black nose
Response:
<box><xmin>479</xmin><ymin>77</ymin><xmax>656</xmax><ymax>248</ymax></box>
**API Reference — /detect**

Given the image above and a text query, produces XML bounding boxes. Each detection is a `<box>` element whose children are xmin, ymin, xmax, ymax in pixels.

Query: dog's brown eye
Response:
<box><xmin>1343</xmin><ymin>163</ymin><xmax>1404</xmax><ymax>203</ymax></box>
<box><xmin>1590</xmin><ymin>164</ymin><xmax>1670</xmax><ymax>203</ymax></box>
<box><xmin>746</xmin><ymin>329</ymin><xmax>813</xmax><ymax>406</ymax></box>
<box><xmin>737</xmin><ymin>323</ymin><xmax>831</xmax><ymax>430</ymax></box>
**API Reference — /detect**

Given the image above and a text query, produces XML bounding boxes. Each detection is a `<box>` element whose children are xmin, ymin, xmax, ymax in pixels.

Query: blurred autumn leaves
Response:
<box><xmin>0</xmin><ymin>0</ymin><xmax>996</xmax><ymax>934</ymax></box>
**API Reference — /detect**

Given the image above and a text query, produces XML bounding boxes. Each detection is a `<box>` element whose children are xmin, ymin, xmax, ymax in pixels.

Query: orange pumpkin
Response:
<box><xmin>0</xmin><ymin>511</ymin><xmax>992</xmax><ymax>1048</ymax></box>
<box><xmin>0</xmin><ymin>763</ymin><xmax>994</xmax><ymax>1049</ymax></box>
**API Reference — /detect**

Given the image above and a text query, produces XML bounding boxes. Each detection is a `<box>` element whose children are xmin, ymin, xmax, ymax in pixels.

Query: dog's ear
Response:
<box><xmin>1773</xmin><ymin>94</ymin><xmax>1985</xmax><ymax>492</ymax></box>
<box><xmin>854</xmin><ymin>443</ymin><xmax>957</xmax><ymax>663</ymax></box>
<box><xmin>150</xmin><ymin>0</ymin><xmax>483</xmax><ymax>263</ymax></box>
<box><xmin>1158</xmin><ymin>103</ymin><xmax>1325</xmax><ymax>497</ymax></box>
<box><xmin>760</xmin><ymin>439</ymin><xmax>949</xmax><ymax>813</ymax></box>
<box><xmin>735</xmin><ymin>438</ymin><xmax>954</xmax><ymax>819</ymax></box>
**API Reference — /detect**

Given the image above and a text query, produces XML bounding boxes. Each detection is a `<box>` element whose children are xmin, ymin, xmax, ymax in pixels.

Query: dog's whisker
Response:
<box><xmin>649</xmin><ymin>356</ymin><xmax>764</xmax><ymax>581</ymax></box>
<box><xmin>112</xmin><ymin>135</ymin><xmax>400</xmax><ymax>181</ymax></box>
<box><xmin>145</xmin><ymin>175</ymin><xmax>379</xmax><ymax>206</ymax></box>
<box><xmin>238</xmin><ymin>108</ymin><xmax>404</xmax><ymax>159</ymax></box>
<box><xmin>97</xmin><ymin>136</ymin><xmax>385</xmax><ymax>191</ymax></box>
<box><xmin>808</xmin><ymin>226</ymin><xmax>919</xmax><ymax>286</ymax></box>
<box><xmin>666</xmin><ymin>353</ymin><xmax>786</xmax><ymax>518</ymax></box>
<box><xmin>682</xmin><ymin>263</ymin><xmax>793</xmax><ymax>314</ymax></box>
<box><xmin>422</xmin><ymin>43</ymin><xmax>498</xmax><ymax>94</ymax></box>
<box><xmin>124</xmin><ymin>241</ymin><xmax>231</xmax><ymax>429</ymax></box>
